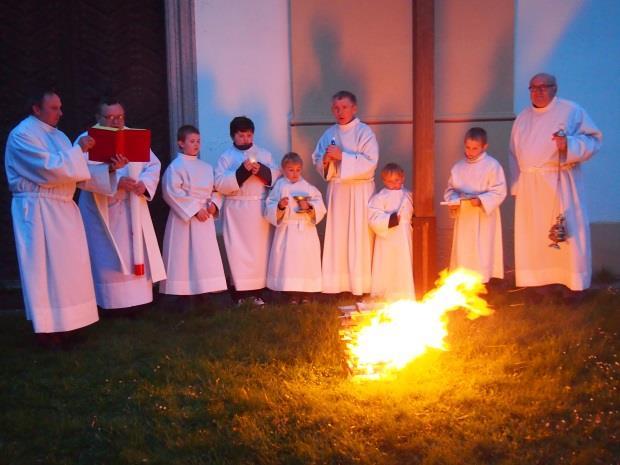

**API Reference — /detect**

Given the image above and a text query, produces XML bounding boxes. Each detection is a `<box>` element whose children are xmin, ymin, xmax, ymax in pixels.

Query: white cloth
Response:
<box><xmin>75</xmin><ymin>130</ymin><xmax>166</xmax><ymax>309</ymax></box>
<box><xmin>509</xmin><ymin>97</ymin><xmax>602</xmax><ymax>290</ymax></box>
<box><xmin>159</xmin><ymin>154</ymin><xmax>227</xmax><ymax>295</ymax></box>
<box><xmin>5</xmin><ymin>116</ymin><xmax>116</xmax><ymax>332</ymax></box>
<box><xmin>444</xmin><ymin>153</ymin><xmax>506</xmax><ymax>283</ymax></box>
<box><xmin>265</xmin><ymin>177</ymin><xmax>326</xmax><ymax>292</ymax></box>
<box><xmin>311</xmin><ymin>117</ymin><xmax>378</xmax><ymax>295</ymax></box>
<box><xmin>214</xmin><ymin>144</ymin><xmax>280</xmax><ymax>291</ymax></box>
<box><xmin>368</xmin><ymin>187</ymin><xmax>415</xmax><ymax>300</ymax></box>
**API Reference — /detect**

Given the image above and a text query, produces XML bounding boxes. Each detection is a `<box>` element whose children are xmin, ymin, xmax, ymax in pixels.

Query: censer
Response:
<box><xmin>549</xmin><ymin>128</ymin><xmax>568</xmax><ymax>249</ymax></box>
<box><xmin>548</xmin><ymin>214</ymin><xmax>567</xmax><ymax>249</ymax></box>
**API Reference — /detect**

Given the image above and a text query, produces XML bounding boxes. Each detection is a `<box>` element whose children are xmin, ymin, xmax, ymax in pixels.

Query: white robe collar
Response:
<box><xmin>338</xmin><ymin>117</ymin><xmax>360</xmax><ymax>132</ymax></box>
<box><xmin>532</xmin><ymin>96</ymin><xmax>558</xmax><ymax>114</ymax></box>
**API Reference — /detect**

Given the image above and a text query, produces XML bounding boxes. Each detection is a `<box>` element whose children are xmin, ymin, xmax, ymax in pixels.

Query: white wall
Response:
<box><xmin>515</xmin><ymin>0</ymin><xmax>620</xmax><ymax>222</ymax></box>
<box><xmin>193</xmin><ymin>0</ymin><xmax>291</xmax><ymax>166</ymax></box>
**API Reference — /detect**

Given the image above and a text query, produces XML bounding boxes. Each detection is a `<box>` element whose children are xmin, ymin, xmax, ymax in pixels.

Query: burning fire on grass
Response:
<box><xmin>340</xmin><ymin>269</ymin><xmax>493</xmax><ymax>380</ymax></box>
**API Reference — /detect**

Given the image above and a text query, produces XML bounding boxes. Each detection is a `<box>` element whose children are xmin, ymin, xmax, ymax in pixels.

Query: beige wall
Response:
<box><xmin>434</xmin><ymin>0</ymin><xmax>515</xmax><ymax>270</ymax></box>
<box><xmin>290</xmin><ymin>0</ymin><xmax>413</xmax><ymax>201</ymax></box>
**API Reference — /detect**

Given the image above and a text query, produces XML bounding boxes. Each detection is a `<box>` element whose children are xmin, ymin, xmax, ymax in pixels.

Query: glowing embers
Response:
<box><xmin>340</xmin><ymin>269</ymin><xmax>493</xmax><ymax>380</ymax></box>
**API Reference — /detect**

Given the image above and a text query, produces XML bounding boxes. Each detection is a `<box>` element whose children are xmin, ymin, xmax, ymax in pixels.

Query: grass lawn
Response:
<box><xmin>0</xmin><ymin>287</ymin><xmax>619</xmax><ymax>465</ymax></box>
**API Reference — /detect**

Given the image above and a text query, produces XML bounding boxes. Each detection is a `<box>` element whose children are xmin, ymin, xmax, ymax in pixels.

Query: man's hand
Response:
<box><xmin>325</xmin><ymin>144</ymin><xmax>342</xmax><ymax>161</ymax></box>
<box><xmin>469</xmin><ymin>197</ymin><xmax>482</xmax><ymax>207</ymax></box>
<box><xmin>118</xmin><ymin>176</ymin><xmax>137</xmax><ymax>192</ymax></box>
<box><xmin>195</xmin><ymin>208</ymin><xmax>210</xmax><ymax>222</ymax></box>
<box><xmin>78</xmin><ymin>135</ymin><xmax>95</xmax><ymax>152</ymax></box>
<box><xmin>109</xmin><ymin>154</ymin><xmax>129</xmax><ymax>171</ymax></box>
<box><xmin>278</xmin><ymin>197</ymin><xmax>289</xmax><ymax>210</ymax></box>
<box><xmin>552</xmin><ymin>133</ymin><xmax>568</xmax><ymax>153</ymax></box>
<box><xmin>242</xmin><ymin>159</ymin><xmax>254</xmax><ymax>171</ymax></box>
<box><xmin>207</xmin><ymin>202</ymin><xmax>217</xmax><ymax>216</ymax></box>
<box><xmin>133</xmin><ymin>181</ymin><xmax>147</xmax><ymax>196</ymax></box>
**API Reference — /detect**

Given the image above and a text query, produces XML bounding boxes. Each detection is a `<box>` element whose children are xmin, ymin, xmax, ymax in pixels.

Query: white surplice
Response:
<box><xmin>509</xmin><ymin>97</ymin><xmax>602</xmax><ymax>290</ymax></box>
<box><xmin>311</xmin><ymin>117</ymin><xmax>378</xmax><ymax>295</ymax></box>
<box><xmin>214</xmin><ymin>144</ymin><xmax>279</xmax><ymax>291</ymax></box>
<box><xmin>75</xmin><ymin>130</ymin><xmax>166</xmax><ymax>309</ymax></box>
<box><xmin>5</xmin><ymin>116</ymin><xmax>117</xmax><ymax>333</ymax></box>
<box><xmin>368</xmin><ymin>187</ymin><xmax>415</xmax><ymax>300</ymax></box>
<box><xmin>159</xmin><ymin>154</ymin><xmax>227</xmax><ymax>295</ymax></box>
<box><xmin>265</xmin><ymin>177</ymin><xmax>326</xmax><ymax>292</ymax></box>
<box><xmin>444</xmin><ymin>153</ymin><xmax>506</xmax><ymax>283</ymax></box>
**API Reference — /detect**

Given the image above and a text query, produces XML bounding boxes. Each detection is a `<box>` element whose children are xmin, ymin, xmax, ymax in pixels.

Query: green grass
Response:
<box><xmin>1</xmin><ymin>289</ymin><xmax>619</xmax><ymax>465</ymax></box>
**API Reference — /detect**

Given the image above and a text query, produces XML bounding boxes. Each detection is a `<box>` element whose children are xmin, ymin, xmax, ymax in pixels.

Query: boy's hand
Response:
<box><xmin>250</xmin><ymin>161</ymin><xmax>260</xmax><ymax>175</ymax></box>
<box><xmin>278</xmin><ymin>197</ymin><xmax>289</xmax><ymax>209</ymax></box>
<box><xmin>195</xmin><ymin>208</ymin><xmax>209</xmax><ymax>222</ymax></box>
<box><xmin>298</xmin><ymin>199</ymin><xmax>311</xmax><ymax>211</ymax></box>
<box><xmin>469</xmin><ymin>197</ymin><xmax>482</xmax><ymax>207</ymax></box>
<box><xmin>325</xmin><ymin>144</ymin><xmax>342</xmax><ymax>161</ymax></box>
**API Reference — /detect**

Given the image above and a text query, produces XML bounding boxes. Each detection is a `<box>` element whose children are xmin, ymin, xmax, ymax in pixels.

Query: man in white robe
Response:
<box><xmin>444</xmin><ymin>128</ymin><xmax>506</xmax><ymax>284</ymax></box>
<box><xmin>311</xmin><ymin>91</ymin><xmax>378</xmax><ymax>296</ymax></box>
<box><xmin>76</xmin><ymin>98</ymin><xmax>166</xmax><ymax>312</ymax></box>
<box><xmin>214</xmin><ymin>116</ymin><xmax>280</xmax><ymax>306</ymax></box>
<box><xmin>5</xmin><ymin>89</ymin><xmax>123</xmax><ymax>346</ymax></box>
<box><xmin>509</xmin><ymin>73</ymin><xmax>602</xmax><ymax>296</ymax></box>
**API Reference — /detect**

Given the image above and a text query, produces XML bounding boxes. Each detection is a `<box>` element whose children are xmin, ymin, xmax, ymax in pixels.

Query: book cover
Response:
<box><xmin>87</xmin><ymin>126</ymin><xmax>151</xmax><ymax>162</ymax></box>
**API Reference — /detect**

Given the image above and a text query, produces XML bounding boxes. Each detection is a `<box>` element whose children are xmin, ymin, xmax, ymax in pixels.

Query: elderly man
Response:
<box><xmin>76</xmin><ymin>97</ymin><xmax>165</xmax><ymax>315</ymax></box>
<box><xmin>4</xmin><ymin>89</ymin><xmax>124</xmax><ymax>347</ymax></box>
<box><xmin>509</xmin><ymin>73</ymin><xmax>602</xmax><ymax>300</ymax></box>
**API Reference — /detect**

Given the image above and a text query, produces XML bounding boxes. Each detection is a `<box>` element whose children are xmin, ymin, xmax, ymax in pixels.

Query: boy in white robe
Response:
<box><xmin>444</xmin><ymin>127</ymin><xmax>507</xmax><ymax>283</ymax></box>
<box><xmin>214</xmin><ymin>116</ymin><xmax>280</xmax><ymax>306</ymax></box>
<box><xmin>311</xmin><ymin>91</ymin><xmax>378</xmax><ymax>297</ymax></box>
<box><xmin>76</xmin><ymin>98</ymin><xmax>166</xmax><ymax>314</ymax></box>
<box><xmin>368</xmin><ymin>163</ymin><xmax>415</xmax><ymax>300</ymax></box>
<box><xmin>5</xmin><ymin>89</ymin><xmax>126</xmax><ymax>347</ymax></box>
<box><xmin>160</xmin><ymin>125</ymin><xmax>227</xmax><ymax>305</ymax></box>
<box><xmin>265</xmin><ymin>152</ymin><xmax>326</xmax><ymax>304</ymax></box>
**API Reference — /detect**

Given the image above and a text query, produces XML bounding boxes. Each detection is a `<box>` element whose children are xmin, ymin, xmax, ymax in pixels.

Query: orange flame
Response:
<box><xmin>341</xmin><ymin>269</ymin><xmax>493</xmax><ymax>380</ymax></box>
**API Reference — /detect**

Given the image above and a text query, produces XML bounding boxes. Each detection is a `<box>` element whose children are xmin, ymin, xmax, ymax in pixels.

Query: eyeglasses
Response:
<box><xmin>528</xmin><ymin>84</ymin><xmax>556</xmax><ymax>92</ymax></box>
<box><xmin>103</xmin><ymin>114</ymin><xmax>125</xmax><ymax>121</ymax></box>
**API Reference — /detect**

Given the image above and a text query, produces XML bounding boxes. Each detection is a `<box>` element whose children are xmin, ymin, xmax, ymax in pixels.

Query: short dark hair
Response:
<box><xmin>177</xmin><ymin>124</ymin><xmax>200</xmax><ymax>142</ymax></box>
<box><xmin>464</xmin><ymin>127</ymin><xmax>488</xmax><ymax>145</ymax></box>
<box><xmin>95</xmin><ymin>96</ymin><xmax>124</xmax><ymax>116</ymax></box>
<box><xmin>381</xmin><ymin>162</ymin><xmax>405</xmax><ymax>177</ymax></box>
<box><xmin>332</xmin><ymin>90</ymin><xmax>357</xmax><ymax>104</ymax></box>
<box><xmin>27</xmin><ymin>86</ymin><xmax>59</xmax><ymax>113</ymax></box>
<box><xmin>281</xmin><ymin>152</ymin><xmax>303</xmax><ymax>168</ymax></box>
<box><xmin>229</xmin><ymin>116</ymin><xmax>255</xmax><ymax>138</ymax></box>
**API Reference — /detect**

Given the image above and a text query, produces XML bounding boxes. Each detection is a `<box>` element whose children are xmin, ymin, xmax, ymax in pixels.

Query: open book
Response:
<box><xmin>87</xmin><ymin>126</ymin><xmax>151</xmax><ymax>162</ymax></box>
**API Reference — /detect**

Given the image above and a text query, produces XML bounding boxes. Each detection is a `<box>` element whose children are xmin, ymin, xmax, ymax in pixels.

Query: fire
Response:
<box><xmin>340</xmin><ymin>269</ymin><xmax>493</xmax><ymax>380</ymax></box>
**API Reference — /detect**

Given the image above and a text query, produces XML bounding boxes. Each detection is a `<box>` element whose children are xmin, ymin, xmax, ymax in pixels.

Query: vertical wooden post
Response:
<box><xmin>412</xmin><ymin>0</ymin><xmax>437</xmax><ymax>297</ymax></box>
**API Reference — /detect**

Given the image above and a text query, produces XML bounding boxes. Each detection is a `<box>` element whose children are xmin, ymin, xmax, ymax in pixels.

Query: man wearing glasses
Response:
<box><xmin>75</xmin><ymin>97</ymin><xmax>166</xmax><ymax>316</ymax></box>
<box><xmin>509</xmin><ymin>73</ymin><xmax>602</xmax><ymax>303</ymax></box>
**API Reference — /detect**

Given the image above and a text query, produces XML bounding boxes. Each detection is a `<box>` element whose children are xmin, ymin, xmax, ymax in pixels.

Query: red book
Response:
<box><xmin>87</xmin><ymin>126</ymin><xmax>151</xmax><ymax>162</ymax></box>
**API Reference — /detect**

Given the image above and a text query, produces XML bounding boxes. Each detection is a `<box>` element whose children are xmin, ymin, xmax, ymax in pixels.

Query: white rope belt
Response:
<box><xmin>13</xmin><ymin>192</ymin><xmax>73</xmax><ymax>202</ymax></box>
<box><xmin>520</xmin><ymin>163</ymin><xmax>578</xmax><ymax>173</ymax></box>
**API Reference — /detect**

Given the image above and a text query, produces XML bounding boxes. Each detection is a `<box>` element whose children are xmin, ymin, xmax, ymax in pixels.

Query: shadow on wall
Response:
<box><xmin>196</xmin><ymin>72</ymin><xmax>285</xmax><ymax>168</ymax></box>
